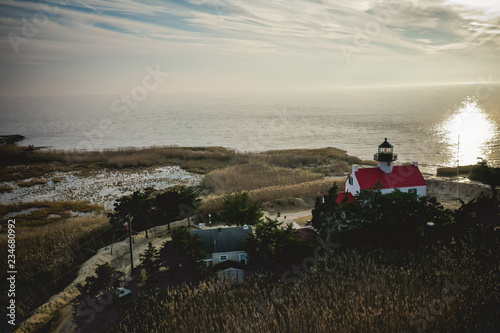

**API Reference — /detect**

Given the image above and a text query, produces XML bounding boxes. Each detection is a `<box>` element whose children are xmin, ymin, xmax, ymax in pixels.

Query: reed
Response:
<box><xmin>1</xmin><ymin>145</ymin><xmax>363</xmax><ymax>176</ymax></box>
<box><xmin>200</xmin><ymin>178</ymin><xmax>343</xmax><ymax>213</ymax></box>
<box><xmin>0</xmin><ymin>214</ymin><xmax>112</xmax><ymax>324</ymax></box>
<box><xmin>201</xmin><ymin>162</ymin><xmax>323</xmax><ymax>194</ymax></box>
<box><xmin>105</xmin><ymin>235</ymin><xmax>497</xmax><ymax>332</ymax></box>
<box><xmin>0</xmin><ymin>201</ymin><xmax>104</xmax><ymax>228</ymax></box>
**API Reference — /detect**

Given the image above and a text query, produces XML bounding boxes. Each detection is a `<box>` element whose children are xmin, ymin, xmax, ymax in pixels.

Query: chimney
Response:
<box><xmin>352</xmin><ymin>165</ymin><xmax>359</xmax><ymax>172</ymax></box>
<box><xmin>412</xmin><ymin>161</ymin><xmax>418</xmax><ymax>167</ymax></box>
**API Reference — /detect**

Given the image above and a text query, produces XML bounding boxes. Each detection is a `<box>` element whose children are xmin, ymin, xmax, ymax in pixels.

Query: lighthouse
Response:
<box><xmin>344</xmin><ymin>138</ymin><xmax>427</xmax><ymax>196</ymax></box>
<box><xmin>374</xmin><ymin>138</ymin><xmax>397</xmax><ymax>173</ymax></box>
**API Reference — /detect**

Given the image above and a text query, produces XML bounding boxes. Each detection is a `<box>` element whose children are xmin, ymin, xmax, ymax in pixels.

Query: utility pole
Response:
<box><xmin>208</xmin><ymin>213</ymin><xmax>213</xmax><ymax>254</ymax></box>
<box><xmin>456</xmin><ymin>135</ymin><xmax>460</xmax><ymax>201</ymax></box>
<box><xmin>110</xmin><ymin>229</ymin><xmax>117</xmax><ymax>255</ymax></box>
<box><xmin>126</xmin><ymin>213</ymin><xmax>134</xmax><ymax>271</ymax></box>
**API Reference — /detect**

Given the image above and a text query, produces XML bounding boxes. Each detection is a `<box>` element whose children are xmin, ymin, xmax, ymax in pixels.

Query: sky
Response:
<box><xmin>0</xmin><ymin>0</ymin><xmax>499</xmax><ymax>97</ymax></box>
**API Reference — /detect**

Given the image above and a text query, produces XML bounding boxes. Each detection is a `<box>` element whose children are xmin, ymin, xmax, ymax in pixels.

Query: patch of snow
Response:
<box><xmin>0</xmin><ymin>166</ymin><xmax>202</xmax><ymax>210</ymax></box>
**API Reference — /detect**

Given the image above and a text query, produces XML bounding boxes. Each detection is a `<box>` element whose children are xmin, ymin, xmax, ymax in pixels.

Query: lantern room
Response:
<box><xmin>374</xmin><ymin>138</ymin><xmax>397</xmax><ymax>162</ymax></box>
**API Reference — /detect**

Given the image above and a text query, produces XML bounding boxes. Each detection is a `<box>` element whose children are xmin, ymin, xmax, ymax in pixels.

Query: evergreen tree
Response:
<box><xmin>312</xmin><ymin>184</ymin><xmax>454</xmax><ymax>249</ymax></box>
<box><xmin>139</xmin><ymin>242</ymin><xmax>161</xmax><ymax>280</ymax></box>
<box><xmin>159</xmin><ymin>227</ymin><xmax>205</xmax><ymax>283</ymax></box>
<box><xmin>218</xmin><ymin>191</ymin><xmax>263</xmax><ymax>226</ymax></box>
<box><xmin>244</xmin><ymin>217</ymin><xmax>309</xmax><ymax>272</ymax></box>
<box><xmin>154</xmin><ymin>186</ymin><xmax>200</xmax><ymax>230</ymax></box>
<box><xmin>108</xmin><ymin>187</ymin><xmax>155</xmax><ymax>237</ymax></box>
<box><xmin>469</xmin><ymin>159</ymin><xmax>499</xmax><ymax>200</ymax></box>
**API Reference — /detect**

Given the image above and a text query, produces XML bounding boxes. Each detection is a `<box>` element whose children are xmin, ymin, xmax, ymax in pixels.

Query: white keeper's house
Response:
<box><xmin>345</xmin><ymin>138</ymin><xmax>427</xmax><ymax>196</ymax></box>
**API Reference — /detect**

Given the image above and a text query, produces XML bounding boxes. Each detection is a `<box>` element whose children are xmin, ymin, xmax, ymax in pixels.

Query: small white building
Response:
<box><xmin>216</xmin><ymin>267</ymin><xmax>245</xmax><ymax>284</ymax></box>
<box><xmin>345</xmin><ymin>138</ymin><xmax>427</xmax><ymax>196</ymax></box>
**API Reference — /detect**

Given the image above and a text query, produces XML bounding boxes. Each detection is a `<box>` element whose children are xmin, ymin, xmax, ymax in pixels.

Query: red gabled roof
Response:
<box><xmin>353</xmin><ymin>165</ymin><xmax>427</xmax><ymax>190</ymax></box>
<box><xmin>336</xmin><ymin>192</ymin><xmax>355</xmax><ymax>203</ymax></box>
<box><xmin>295</xmin><ymin>228</ymin><xmax>317</xmax><ymax>242</ymax></box>
<box><xmin>322</xmin><ymin>192</ymin><xmax>356</xmax><ymax>203</ymax></box>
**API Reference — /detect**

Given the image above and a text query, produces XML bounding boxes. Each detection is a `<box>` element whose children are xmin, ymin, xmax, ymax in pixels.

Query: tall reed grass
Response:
<box><xmin>1</xmin><ymin>145</ymin><xmax>364</xmax><ymax>176</ymax></box>
<box><xmin>200</xmin><ymin>178</ymin><xmax>343</xmax><ymax>213</ymax></box>
<box><xmin>201</xmin><ymin>162</ymin><xmax>323</xmax><ymax>194</ymax></box>
<box><xmin>105</xmin><ymin>234</ymin><xmax>498</xmax><ymax>332</ymax></box>
<box><xmin>0</xmin><ymin>214</ymin><xmax>113</xmax><ymax>325</ymax></box>
<box><xmin>0</xmin><ymin>201</ymin><xmax>104</xmax><ymax>228</ymax></box>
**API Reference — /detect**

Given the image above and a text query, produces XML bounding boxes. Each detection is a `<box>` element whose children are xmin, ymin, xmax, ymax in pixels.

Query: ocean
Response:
<box><xmin>1</xmin><ymin>83</ymin><xmax>499</xmax><ymax>174</ymax></box>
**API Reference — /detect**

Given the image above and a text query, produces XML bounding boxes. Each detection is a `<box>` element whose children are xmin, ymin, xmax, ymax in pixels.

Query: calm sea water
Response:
<box><xmin>1</xmin><ymin>84</ymin><xmax>499</xmax><ymax>174</ymax></box>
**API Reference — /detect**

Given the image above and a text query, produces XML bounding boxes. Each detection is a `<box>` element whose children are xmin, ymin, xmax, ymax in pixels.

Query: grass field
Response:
<box><xmin>0</xmin><ymin>213</ymin><xmax>113</xmax><ymax>326</ymax></box>
<box><xmin>1</xmin><ymin>145</ymin><xmax>370</xmax><ymax>176</ymax></box>
<box><xmin>104</xmin><ymin>232</ymin><xmax>498</xmax><ymax>333</ymax></box>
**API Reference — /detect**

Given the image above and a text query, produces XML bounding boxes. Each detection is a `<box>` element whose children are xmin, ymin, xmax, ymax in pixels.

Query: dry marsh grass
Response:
<box><xmin>0</xmin><ymin>201</ymin><xmax>104</xmax><ymax>228</ymax></box>
<box><xmin>0</xmin><ymin>214</ymin><xmax>112</xmax><ymax>324</ymax></box>
<box><xmin>105</xmin><ymin>236</ymin><xmax>498</xmax><ymax>332</ymax></box>
<box><xmin>0</xmin><ymin>145</ymin><xmax>237</xmax><ymax>174</ymax></box>
<box><xmin>200</xmin><ymin>179</ymin><xmax>343</xmax><ymax>213</ymax></box>
<box><xmin>0</xmin><ymin>185</ymin><xmax>13</xmax><ymax>193</ymax></box>
<box><xmin>201</xmin><ymin>162</ymin><xmax>323</xmax><ymax>194</ymax></box>
<box><xmin>17</xmin><ymin>178</ymin><xmax>48</xmax><ymax>187</ymax></box>
<box><xmin>1</xmin><ymin>145</ymin><xmax>364</xmax><ymax>178</ymax></box>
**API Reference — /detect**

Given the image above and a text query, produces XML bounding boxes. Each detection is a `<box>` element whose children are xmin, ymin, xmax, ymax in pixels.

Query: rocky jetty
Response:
<box><xmin>0</xmin><ymin>134</ymin><xmax>25</xmax><ymax>145</ymax></box>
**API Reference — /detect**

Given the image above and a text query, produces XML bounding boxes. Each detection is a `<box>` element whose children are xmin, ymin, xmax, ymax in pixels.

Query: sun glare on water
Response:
<box><xmin>440</xmin><ymin>97</ymin><xmax>495</xmax><ymax>167</ymax></box>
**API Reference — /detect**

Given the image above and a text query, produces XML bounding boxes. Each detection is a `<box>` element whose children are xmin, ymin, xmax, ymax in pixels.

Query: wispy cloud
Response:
<box><xmin>0</xmin><ymin>0</ymin><xmax>499</xmax><ymax>96</ymax></box>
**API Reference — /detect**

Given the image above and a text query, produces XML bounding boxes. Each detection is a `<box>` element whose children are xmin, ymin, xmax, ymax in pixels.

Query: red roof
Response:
<box><xmin>336</xmin><ymin>192</ymin><xmax>355</xmax><ymax>203</ymax></box>
<box><xmin>351</xmin><ymin>165</ymin><xmax>427</xmax><ymax>190</ymax></box>
<box><xmin>296</xmin><ymin>228</ymin><xmax>317</xmax><ymax>242</ymax></box>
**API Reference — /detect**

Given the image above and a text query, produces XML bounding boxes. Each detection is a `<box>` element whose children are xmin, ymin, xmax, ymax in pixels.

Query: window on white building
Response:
<box><xmin>239</xmin><ymin>253</ymin><xmax>247</xmax><ymax>264</ymax></box>
<box><xmin>219</xmin><ymin>255</ymin><xmax>228</xmax><ymax>262</ymax></box>
<box><xmin>408</xmin><ymin>188</ymin><xmax>417</xmax><ymax>194</ymax></box>
<box><xmin>348</xmin><ymin>176</ymin><xmax>353</xmax><ymax>185</ymax></box>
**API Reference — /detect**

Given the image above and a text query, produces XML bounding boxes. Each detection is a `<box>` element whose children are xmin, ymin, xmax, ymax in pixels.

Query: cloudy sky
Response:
<box><xmin>0</xmin><ymin>0</ymin><xmax>499</xmax><ymax>97</ymax></box>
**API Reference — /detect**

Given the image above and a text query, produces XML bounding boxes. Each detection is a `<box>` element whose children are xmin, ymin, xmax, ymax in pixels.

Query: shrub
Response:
<box><xmin>217</xmin><ymin>191</ymin><xmax>263</xmax><ymax>226</ymax></box>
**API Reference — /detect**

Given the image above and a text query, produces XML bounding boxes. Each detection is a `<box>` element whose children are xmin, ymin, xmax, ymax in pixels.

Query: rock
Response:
<box><xmin>0</xmin><ymin>134</ymin><xmax>25</xmax><ymax>145</ymax></box>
